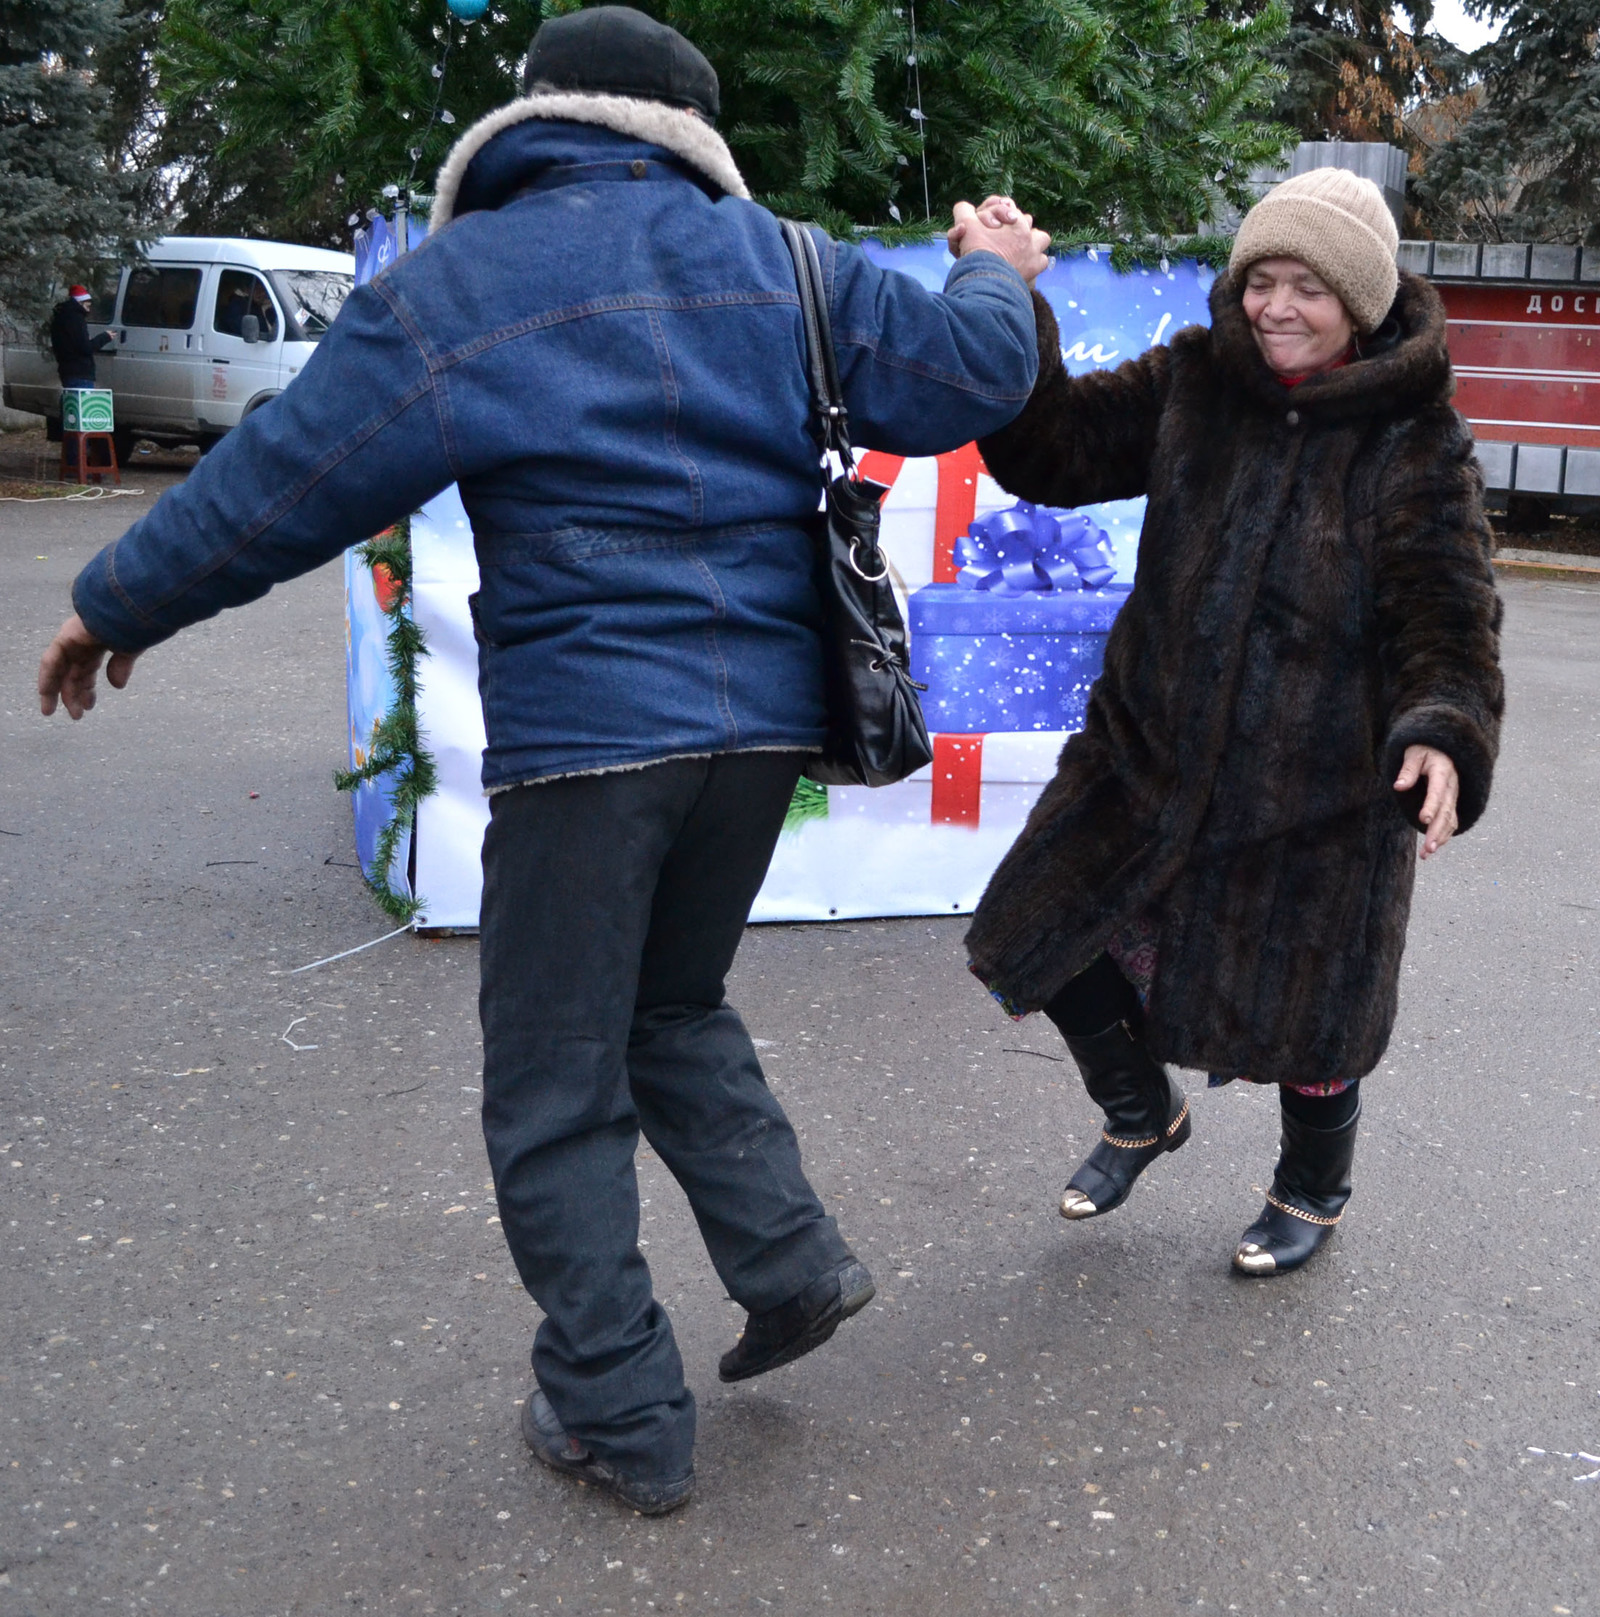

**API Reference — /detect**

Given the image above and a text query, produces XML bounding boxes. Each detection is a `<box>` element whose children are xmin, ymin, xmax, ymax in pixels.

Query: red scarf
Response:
<box><xmin>1276</xmin><ymin>345</ymin><xmax>1355</xmax><ymax>388</ymax></box>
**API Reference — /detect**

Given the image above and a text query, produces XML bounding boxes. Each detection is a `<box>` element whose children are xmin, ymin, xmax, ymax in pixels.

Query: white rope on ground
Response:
<box><xmin>279</xmin><ymin>922</ymin><xmax>414</xmax><ymax>975</ymax></box>
<box><xmin>0</xmin><ymin>485</ymin><xmax>146</xmax><ymax>502</ymax></box>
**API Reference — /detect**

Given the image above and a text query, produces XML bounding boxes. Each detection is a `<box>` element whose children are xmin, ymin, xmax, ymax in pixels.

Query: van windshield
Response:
<box><xmin>274</xmin><ymin>269</ymin><xmax>355</xmax><ymax>339</ymax></box>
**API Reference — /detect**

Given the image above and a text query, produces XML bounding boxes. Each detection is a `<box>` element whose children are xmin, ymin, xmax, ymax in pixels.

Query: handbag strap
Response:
<box><xmin>780</xmin><ymin>219</ymin><xmax>856</xmax><ymax>474</ymax></box>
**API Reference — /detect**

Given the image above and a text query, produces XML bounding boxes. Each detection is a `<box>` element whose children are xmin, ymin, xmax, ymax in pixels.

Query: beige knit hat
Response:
<box><xmin>1229</xmin><ymin>167</ymin><xmax>1400</xmax><ymax>334</ymax></box>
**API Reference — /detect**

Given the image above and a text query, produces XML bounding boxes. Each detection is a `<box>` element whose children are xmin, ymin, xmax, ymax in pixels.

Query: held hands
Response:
<box><xmin>1395</xmin><ymin>744</ymin><xmax>1459</xmax><ymax>860</ymax></box>
<box><xmin>38</xmin><ymin>614</ymin><xmax>139</xmax><ymax>720</ymax></box>
<box><xmin>947</xmin><ymin>195</ymin><xmax>1051</xmax><ymax>287</ymax></box>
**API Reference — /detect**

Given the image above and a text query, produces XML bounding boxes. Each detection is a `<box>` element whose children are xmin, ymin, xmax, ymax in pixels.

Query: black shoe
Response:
<box><xmin>718</xmin><ymin>1257</ymin><xmax>875</xmax><ymax>1383</ymax></box>
<box><xmin>1058</xmin><ymin>1018</ymin><xmax>1190</xmax><ymax>1219</ymax></box>
<box><xmin>1234</xmin><ymin>1098</ymin><xmax>1360</xmax><ymax>1276</ymax></box>
<box><xmin>521</xmin><ymin>1389</ymin><xmax>695</xmax><ymax>1515</ymax></box>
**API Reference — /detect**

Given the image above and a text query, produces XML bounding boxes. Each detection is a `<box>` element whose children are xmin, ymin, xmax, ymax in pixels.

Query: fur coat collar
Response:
<box><xmin>1207</xmin><ymin>269</ymin><xmax>1454</xmax><ymax>423</ymax></box>
<box><xmin>431</xmin><ymin>91</ymin><xmax>750</xmax><ymax>231</ymax></box>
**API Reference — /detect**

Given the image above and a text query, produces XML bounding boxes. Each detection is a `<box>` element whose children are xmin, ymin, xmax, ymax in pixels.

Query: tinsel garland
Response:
<box><xmin>334</xmin><ymin>519</ymin><xmax>438</xmax><ymax>921</ymax></box>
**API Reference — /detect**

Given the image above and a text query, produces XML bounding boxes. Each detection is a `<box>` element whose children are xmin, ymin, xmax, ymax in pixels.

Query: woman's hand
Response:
<box><xmin>947</xmin><ymin>196</ymin><xmax>1051</xmax><ymax>287</ymax></box>
<box><xmin>1395</xmin><ymin>744</ymin><xmax>1459</xmax><ymax>859</ymax></box>
<box><xmin>38</xmin><ymin>614</ymin><xmax>139</xmax><ymax>720</ymax></box>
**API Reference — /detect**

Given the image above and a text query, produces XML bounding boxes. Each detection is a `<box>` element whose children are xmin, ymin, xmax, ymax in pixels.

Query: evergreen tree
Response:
<box><xmin>155</xmin><ymin>0</ymin><xmax>544</xmax><ymax>248</ymax></box>
<box><xmin>0</xmin><ymin>0</ymin><xmax>150</xmax><ymax>327</ymax></box>
<box><xmin>1415</xmin><ymin>0</ymin><xmax>1600</xmax><ymax>243</ymax></box>
<box><xmin>100</xmin><ymin>3</ymin><xmax>326</xmax><ymax>243</ymax></box>
<box><xmin>155</xmin><ymin>0</ymin><xmax>1292</xmax><ymax>248</ymax></box>
<box><xmin>1262</xmin><ymin>0</ymin><xmax>1446</xmax><ymax>143</ymax></box>
<box><xmin>569</xmin><ymin>0</ymin><xmax>1295</xmax><ymax>242</ymax></box>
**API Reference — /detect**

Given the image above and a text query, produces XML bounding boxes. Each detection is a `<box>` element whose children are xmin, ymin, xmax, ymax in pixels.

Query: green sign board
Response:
<box><xmin>62</xmin><ymin>388</ymin><xmax>114</xmax><ymax>433</ymax></box>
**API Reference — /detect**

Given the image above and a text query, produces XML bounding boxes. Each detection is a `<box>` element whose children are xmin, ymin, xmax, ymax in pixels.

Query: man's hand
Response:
<box><xmin>38</xmin><ymin>614</ymin><xmax>139</xmax><ymax>720</ymax></box>
<box><xmin>947</xmin><ymin>196</ymin><xmax>1051</xmax><ymax>287</ymax></box>
<box><xmin>1395</xmin><ymin>744</ymin><xmax>1459</xmax><ymax>860</ymax></box>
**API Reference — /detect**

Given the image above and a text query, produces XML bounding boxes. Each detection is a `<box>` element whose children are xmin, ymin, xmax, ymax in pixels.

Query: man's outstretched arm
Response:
<box><xmin>41</xmin><ymin>273</ymin><xmax>458</xmax><ymax>719</ymax></box>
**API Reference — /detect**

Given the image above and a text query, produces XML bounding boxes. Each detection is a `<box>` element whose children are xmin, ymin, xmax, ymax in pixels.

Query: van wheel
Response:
<box><xmin>196</xmin><ymin>431</ymin><xmax>225</xmax><ymax>455</ymax></box>
<box><xmin>112</xmin><ymin>425</ymin><xmax>138</xmax><ymax>465</ymax></box>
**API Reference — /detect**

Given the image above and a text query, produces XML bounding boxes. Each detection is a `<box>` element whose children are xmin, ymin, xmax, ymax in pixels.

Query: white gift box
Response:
<box><xmin>750</xmin><ymin>732</ymin><xmax>1070</xmax><ymax>922</ymax></box>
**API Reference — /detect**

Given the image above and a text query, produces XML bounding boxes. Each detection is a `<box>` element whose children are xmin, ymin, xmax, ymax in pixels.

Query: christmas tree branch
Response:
<box><xmin>334</xmin><ymin>518</ymin><xmax>438</xmax><ymax>923</ymax></box>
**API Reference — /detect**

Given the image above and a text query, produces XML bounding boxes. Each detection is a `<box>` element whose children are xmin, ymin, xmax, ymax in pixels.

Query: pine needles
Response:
<box><xmin>333</xmin><ymin>521</ymin><xmax>438</xmax><ymax>922</ymax></box>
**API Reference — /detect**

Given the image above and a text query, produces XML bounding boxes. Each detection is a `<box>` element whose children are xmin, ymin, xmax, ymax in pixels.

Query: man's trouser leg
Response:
<box><xmin>479</xmin><ymin>753</ymin><xmax>848</xmax><ymax>1482</ymax></box>
<box><xmin>628</xmin><ymin>756</ymin><xmax>851</xmax><ymax>1313</ymax></box>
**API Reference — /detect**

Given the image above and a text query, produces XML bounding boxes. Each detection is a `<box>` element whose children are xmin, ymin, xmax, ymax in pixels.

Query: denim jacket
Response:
<box><xmin>72</xmin><ymin>95</ymin><xmax>1038</xmax><ymax>789</ymax></box>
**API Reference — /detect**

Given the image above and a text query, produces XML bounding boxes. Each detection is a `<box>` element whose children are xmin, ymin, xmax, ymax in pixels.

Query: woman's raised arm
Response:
<box><xmin>978</xmin><ymin>291</ymin><xmax>1174</xmax><ymax>510</ymax></box>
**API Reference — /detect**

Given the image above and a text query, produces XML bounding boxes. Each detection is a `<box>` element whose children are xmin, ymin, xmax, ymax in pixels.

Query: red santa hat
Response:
<box><xmin>69</xmin><ymin>285</ymin><xmax>92</xmax><ymax>304</ymax></box>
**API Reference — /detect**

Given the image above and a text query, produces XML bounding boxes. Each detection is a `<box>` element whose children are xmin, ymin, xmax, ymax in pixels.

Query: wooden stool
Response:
<box><xmin>59</xmin><ymin>431</ymin><xmax>120</xmax><ymax>486</ymax></box>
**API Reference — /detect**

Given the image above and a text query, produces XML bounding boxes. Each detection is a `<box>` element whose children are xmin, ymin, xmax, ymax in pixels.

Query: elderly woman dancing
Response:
<box><xmin>958</xmin><ymin>169</ymin><xmax>1504</xmax><ymax>1275</ymax></box>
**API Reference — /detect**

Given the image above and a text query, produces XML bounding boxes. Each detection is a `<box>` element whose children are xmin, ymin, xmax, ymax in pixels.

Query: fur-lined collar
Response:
<box><xmin>431</xmin><ymin>91</ymin><xmax>749</xmax><ymax>230</ymax></box>
<box><xmin>1209</xmin><ymin>270</ymin><xmax>1454</xmax><ymax>421</ymax></box>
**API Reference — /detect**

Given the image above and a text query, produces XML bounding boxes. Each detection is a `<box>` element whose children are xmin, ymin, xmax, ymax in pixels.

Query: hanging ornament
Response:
<box><xmin>446</xmin><ymin>0</ymin><xmax>489</xmax><ymax>18</ymax></box>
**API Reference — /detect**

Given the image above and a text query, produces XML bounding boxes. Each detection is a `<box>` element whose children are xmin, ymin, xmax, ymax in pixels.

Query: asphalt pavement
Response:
<box><xmin>2</xmin><ymin>471</ymin><xmax>1598</xmax><ymax>1616</ymax></box>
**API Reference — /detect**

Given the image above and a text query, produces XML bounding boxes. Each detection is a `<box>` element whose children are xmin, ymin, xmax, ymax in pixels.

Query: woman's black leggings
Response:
<box><xmin>1042</xmin><ymin>952</ymin><xmax>1142</xmax><ymax>1037</ymax></box>
<box><xmin>1043</xmin><ymin>953</ymin><xmax>1360</xmax><ymax>1127</ymax></box>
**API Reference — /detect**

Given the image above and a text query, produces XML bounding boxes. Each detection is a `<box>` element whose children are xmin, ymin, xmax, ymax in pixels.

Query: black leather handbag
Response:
<box><xmin>780</xmin><ymin>219</ymin><xmax>935</xmax><ymax>788</ymax></box>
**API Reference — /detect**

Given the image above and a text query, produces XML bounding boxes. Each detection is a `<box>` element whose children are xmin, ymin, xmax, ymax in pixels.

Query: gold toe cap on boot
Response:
<box><xmin>1059</xmin><ymin>1188</ymin><xmax>1098</xmax><ymax>1219</ymax></box>
<box><xmin>1233</xmin><ymin>1241</ymin><xmax>1277</xmax><ymax>1276</ymax></box>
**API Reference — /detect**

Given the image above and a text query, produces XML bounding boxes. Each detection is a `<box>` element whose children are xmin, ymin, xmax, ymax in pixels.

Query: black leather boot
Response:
<box><xmin>1058</xmin><ymin>1019</ymin><xmax>1191</xmax><ymax>1219</ymax></box>
<box><xmin>1234</xmin><ymin>1097</ymin><xmax>1360</xmax><ymax>1276</ymax></box>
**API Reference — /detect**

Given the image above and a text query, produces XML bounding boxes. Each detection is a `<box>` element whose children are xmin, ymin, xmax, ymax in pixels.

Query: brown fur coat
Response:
<box><xmin>965</xmin><ymin>271</ymin><xmax>1504</xmax><ymax>1084</ymax></box>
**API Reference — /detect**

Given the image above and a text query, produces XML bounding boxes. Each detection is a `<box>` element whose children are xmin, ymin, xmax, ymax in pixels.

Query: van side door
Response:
<box><xmin>199</xmin><ymin>268</ymin><xmax>286</xmax><ymax>431</ymax></box>
<box><xmin>116</xmin><ymin>263</ymin><xmax>205</xmax><ymax>429</ymax></box>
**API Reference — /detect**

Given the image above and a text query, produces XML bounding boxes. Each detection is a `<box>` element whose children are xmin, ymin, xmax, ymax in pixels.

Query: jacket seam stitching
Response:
<box><xmin>103</xmin><ymin>548</ymin><xmax>148</xmax><ymax>628</ymax></box>
<box><xmin>372</xmin><ymin>278</ymin><xmax>443</xmax><ymax>371</ymax></box>
<box><xmin>477</xmin><ymin>520</ymin><xmax>814</xmax><ymax>563</ymax></box>
<box><xmin>834</xmin><ymin>331</ymin><xmax>1034</xmax><ymax>400</ymax></box>
<box><xmin>645</xmin><ymin>306</ymin><xmax>703</xmax><ymax>527</ymax></box>
<box><xmin>428</xmin><ymin>292</ymin><xmax>803</xmax><ymax>370</ymax></box>
<box><xmin>687</xmin><ymin>552</ymin><xmax>737</xmax><ymax>746</ymax></box>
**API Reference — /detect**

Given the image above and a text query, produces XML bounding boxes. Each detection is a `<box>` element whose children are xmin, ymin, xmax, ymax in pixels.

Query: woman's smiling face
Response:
<box><xmin>1241</xmin><ymin>257</ymin><xmax>1356</xmax><ymax>376</ymax></box>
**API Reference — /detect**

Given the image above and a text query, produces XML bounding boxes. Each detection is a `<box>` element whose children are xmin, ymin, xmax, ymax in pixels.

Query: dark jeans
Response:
<box><xmin>479</xmin><ymin>752</ymin><xmax>849</xmax><ymax>1481</ymax></box>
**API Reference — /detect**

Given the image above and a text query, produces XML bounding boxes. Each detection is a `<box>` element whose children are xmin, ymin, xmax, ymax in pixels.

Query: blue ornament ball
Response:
<box><xmin>447</xmin><ymin>0</ymin><xmax>489</xmax><ymax>17</ymax></box>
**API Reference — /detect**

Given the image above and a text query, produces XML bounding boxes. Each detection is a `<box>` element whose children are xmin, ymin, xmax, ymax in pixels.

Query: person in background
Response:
<box><xmin>50</xmin><ymin>284</ymin><xmax>113</xmax><ymax>389</ymax></box>
<box><xmin>957</xmin><ymin>169</ymin><xmax>1503</xmax><ymax>1278</ymax></box>
<box><xmin>38</xmin><ymin>6</ymin><xmax>1047</xmax><ymax>1517</ymax></box>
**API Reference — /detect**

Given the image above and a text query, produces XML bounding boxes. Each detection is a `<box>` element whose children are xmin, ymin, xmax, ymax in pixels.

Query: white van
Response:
<box><xmin>3</xmin><ymin>237</ymin><xmax>355</xmax><ymax>457</ymax></box>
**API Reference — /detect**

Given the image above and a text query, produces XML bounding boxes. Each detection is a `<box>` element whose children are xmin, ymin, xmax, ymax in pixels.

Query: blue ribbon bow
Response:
<box><xmin>954</xmin><ymin>501</ymin><xmax>1117</xmax><ymax>593</ymax></box>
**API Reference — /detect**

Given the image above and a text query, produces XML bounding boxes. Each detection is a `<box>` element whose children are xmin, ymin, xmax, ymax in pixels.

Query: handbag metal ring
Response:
<box><xmin>848</xmin><ymin>540</ymin><xmax>890</xmax><ymax>583</ymax></box>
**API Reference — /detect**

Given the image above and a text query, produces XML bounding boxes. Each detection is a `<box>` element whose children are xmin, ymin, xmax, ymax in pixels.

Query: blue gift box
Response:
<box><xmin>909</xmin><ymin>499</ymin><xmax>1135</xmax><ymax>733</ymax></box>
<box><xmin>910</xmin><ymin>581</ymin><xmax>1132</xmax><ymax>733</ymax></box>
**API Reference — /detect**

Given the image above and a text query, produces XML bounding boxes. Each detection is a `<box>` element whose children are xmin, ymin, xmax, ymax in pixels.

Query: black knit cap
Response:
<box><xmin>521</xmin><ymin>6</ymin><xmax>720</xmax><ymax>121</ymax></box>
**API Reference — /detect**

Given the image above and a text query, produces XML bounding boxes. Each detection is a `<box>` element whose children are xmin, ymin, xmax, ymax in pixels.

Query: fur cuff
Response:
<box><xmin>432</xmin><ymin>90</ymin><xmax>750</xmax><ymax>230</ymax></box>
<box><xmin>1031</xmin><ymin>289</ymin><xmax>1064</xmax><ymax>384</ymax></box>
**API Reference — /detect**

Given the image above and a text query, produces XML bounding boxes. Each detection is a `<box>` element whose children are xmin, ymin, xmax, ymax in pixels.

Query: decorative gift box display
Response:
<box><xmin>910</xmin><ymin>502</ymin><xmax>1132</xmax><ymax>735</ymax></box>
<box><xmin>346</xmin><ymin>241</ymin><xmax>1220</xmax><ymax>927</ymax></box>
